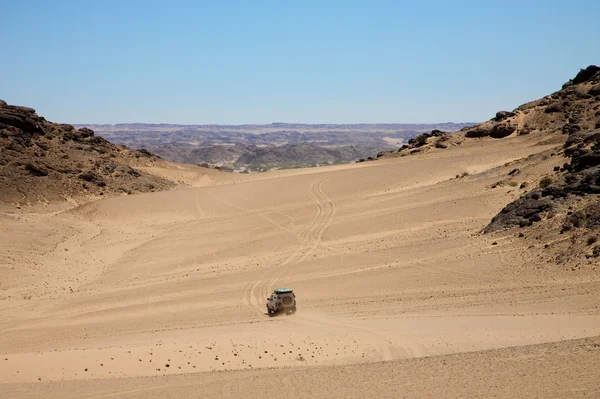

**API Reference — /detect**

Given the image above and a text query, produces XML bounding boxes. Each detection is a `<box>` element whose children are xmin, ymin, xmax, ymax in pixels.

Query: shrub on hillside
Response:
<box><xmin>415</xmin><ymin>134</ymin><xmax>428</xmax><ymax>147</ymax></box>
<box><xmin>539</xmin><ymin>176</ymin><xmax>554</xmax><ymax>188</ymax></box>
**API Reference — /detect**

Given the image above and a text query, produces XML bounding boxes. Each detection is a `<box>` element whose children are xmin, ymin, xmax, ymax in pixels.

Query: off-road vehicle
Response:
<box><xmin>266</xmin><ymin>288</ymin><xmax>296</xmax><ymax>316</ymax></box>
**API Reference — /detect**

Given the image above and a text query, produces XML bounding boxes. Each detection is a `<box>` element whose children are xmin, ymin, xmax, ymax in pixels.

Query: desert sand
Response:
<box><xmin>1</xmin><ymin>131</ymin><xmax>599</xmax><ymax>398</ymax></box>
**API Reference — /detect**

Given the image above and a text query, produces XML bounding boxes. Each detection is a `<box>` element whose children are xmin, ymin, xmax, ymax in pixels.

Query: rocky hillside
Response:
<box><xmin>484</xmin><ymin>67</ymin><xmax>600</xmax><ymax>260</ymax></box>
<box><xmin>377</xmin><ymin>65</ymin><xmax>600</xmax><ymax>262</ymax></box>
<box><xmin>0</xmin><ymin>100</ymin><xmax>175</xmax><ymax>206</ymax></box>
<box><xmin>378</xmin><ymin>66</ymin><xmax>600</xmax><ymax>158</ymax></box>
<box><xmin>480</xmin><ymin>67</ymin><xmax>600</xmax><ymax>261</ymax></box>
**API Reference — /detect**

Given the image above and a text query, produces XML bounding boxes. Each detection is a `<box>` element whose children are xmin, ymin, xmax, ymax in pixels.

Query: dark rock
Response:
<box><xmin>545</xmin><ymin>102</ymin><xmax>565</xmax><ymax>114</ymax></box>
<box><xmin>564</xmin><ymin>130</ymin><xmax>600</xmax><ymax>147</ymax></box>
<box><xmin>518</xmin><ymin>126</ymin><xmax>532</xmax><ymax>135</ymax></box>
<box><xmin>0</xmin><ymin>99</ymin><xmax>7</xmax><ymax>107</ymax></box>
<box><xmin>435</xmin><ymin>142</ymin><xmax>447</xmax><ymax>149</ymax></box>
<box><xmin>11</xmin><ymin>106</ymin><xmax>36</xmax><ymax>114</ymax></box>
<box><xmin>125</xmin><ymin>167</ymin><xmax>141</xmax><ymax>177</ymax></box>
<box><xmin>562</xmin><ymin>123</ymin><xmax>581</xmax><ymax>135</ymax></box>
<box><xmin>137</xmin><ymin>148</ymin><xmax>154</xmax><ymax>157</ymax></box>
<box><xmin>24</xmin><ymin>163</ymin><xmax>49</xmax><ymax>177</ymax></box>
<box><xmin>79</xmin><ymin>171</ymin><xmax>106</xmax><ymax>187</ymax></box>
<box><xmin>494</xmin><ymin>111</ymin><xmax>515</xmax><ymax>121</ymax></box>
<box><xmin>589</xmin><ymin>85</ymin><xmax>600</xmax><ymax>96</ymax></box>
<box><xmin>77</xmin><ymin>128</ymin><xmax>94</xmax><ymax>138</ymax></box>
<box><xmin>0</xmin><ymin>106</ymin><xmax>45</xmax><ymax>134</ymax></box>
<box><xmin>572</xmin><ymin>65</ymin><xmax>600</xmax><ymax>85</ymax></box>
<box><xmin>465</xmin><ymin>127</ymin><xmax>490</xmax><ymax>138</ymax></box>
<box><xmin>484</xmin><ymin>195</ymin><xmax>552</xmax><ymax>233</ymax></box>
<box><xmin>489</xmin><ymin>123</ymin><xmax>516</xmax><ymax>138</ymax></box>
<box><xmin>571</xmin><ymin>152</ymin><xmax>600</xmax><ymax>172</ymax></box>
<box><xmin>35</xmin><ymin>141</ymin><xmax>49</xmax><ymax>151</ymax></box>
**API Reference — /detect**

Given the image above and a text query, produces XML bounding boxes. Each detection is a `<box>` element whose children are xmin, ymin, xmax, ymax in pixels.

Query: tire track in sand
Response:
<box><xmin>246</xmin><ymin>177</ymin><xmax>334</xmax><ymax>314</ymax></box>
<box><xmin>237</xmin><ymin>177</ymin><xmax>396</xmax><ymax>362</ymax></box>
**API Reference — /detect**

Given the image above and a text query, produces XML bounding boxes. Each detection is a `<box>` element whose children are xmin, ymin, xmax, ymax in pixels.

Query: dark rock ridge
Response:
<box><xmin>0</xmin><ymin>100</ymin><xmax>174</xmax><ymax>205</ymax></box>
<box><xmin>376</xmin><ymin>129</ymin><xmax>450</xmax><ymax>159</ymax></box>
<box><xmin>381</xmin><ymin>66</ymin><xmax>600</xmax><ymax>158</ymax></box>
<box><xmin>463</xmin><ymin>65</ymin><xmax>600</xmax><ymax>141</ymax></box>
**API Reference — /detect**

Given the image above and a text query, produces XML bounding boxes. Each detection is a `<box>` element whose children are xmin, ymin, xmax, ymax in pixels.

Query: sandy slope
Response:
<box><xmin>1</xmin><ymin>131</ymin><xmax>599</xmax><ymax>398</ymax></box>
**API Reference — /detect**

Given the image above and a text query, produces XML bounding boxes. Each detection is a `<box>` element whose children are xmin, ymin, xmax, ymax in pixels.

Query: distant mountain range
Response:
<box><xmin>75</xmin><ymin>122</ymin><xmax>475</xmax><ymax>171</ymax></box>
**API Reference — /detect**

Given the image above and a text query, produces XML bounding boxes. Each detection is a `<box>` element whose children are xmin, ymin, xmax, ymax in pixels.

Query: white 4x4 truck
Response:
<box><xmin>266</xmin><ymin>288</ymin><xmax>297</xmax><ymax>316</ymax></box>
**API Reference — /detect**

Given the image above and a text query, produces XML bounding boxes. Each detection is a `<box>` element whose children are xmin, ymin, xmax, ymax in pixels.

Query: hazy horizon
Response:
<box><xmin>2</xmin><ymin>0</ymin><xmax>599</xmax><ymax>125</ymax></box>
<box><xmin>73</xmin><ymin>121</ymin><xmax>477</xmax><ymax>126</ymax></box>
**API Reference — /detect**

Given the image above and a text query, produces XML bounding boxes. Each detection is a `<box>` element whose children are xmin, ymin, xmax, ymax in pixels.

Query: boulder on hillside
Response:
<box><xmin>484</xmin><ymin>192</ymin><xmax>553</xmax><ymax>232</ymax></box>
<box><xmin>489</xmin><ymin>123</ymin><xmax>516</xmax><ymax>138</ymax></box>
<box><xmin>494</xmin><ymin>111</ymin><xmax>515</xmax><ymax>121</ymax></box>
<box><xmin>564</xmin><ymin>130</ymin><xmax>600</xmax><ymax>152</ymax></box>
<box><xmin>0</xmin><ymin>104</ymin><xmax>45</xmax><ymax>134</ymax></box>
<box><xmin>465</xmin><ymin>126</ymin><xmax>491</xmax><ymax>138</ymax></box>
<box><xmin>545</xmin><ymin>102</ymin><xmax>566</xmax><ymax>114</ymax></box>
<box><xmin>562</xmin><ymin>123</ymin><xmax>581</xmax><ymax>135</ymax></box>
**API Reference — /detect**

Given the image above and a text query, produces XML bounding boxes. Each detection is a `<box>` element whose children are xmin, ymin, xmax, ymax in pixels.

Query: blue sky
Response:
<box><xmin>1</xmin><ymin>0</ymin><xmax>599</xmax><ymax>124</ymax></box>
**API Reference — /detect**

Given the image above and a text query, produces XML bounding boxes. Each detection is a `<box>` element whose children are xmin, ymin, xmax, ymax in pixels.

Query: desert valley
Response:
<box><xmin>1</xmin><ymin>66</ymin><xmax>600</xmax><ymax>398</ymax></box>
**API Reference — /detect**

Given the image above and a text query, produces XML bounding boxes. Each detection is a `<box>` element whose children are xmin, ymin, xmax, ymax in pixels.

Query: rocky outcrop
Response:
<box><xmin>380</xmin><ymin>129</ymin><xmax>450</xmax><ymax>158</ymax></box>
<box><xmin>571</xmin><ymin>65</ymin><xmax>600</xmax><ymax>85</ymax></box>
<box><xmin>484</xmin><ymin>193</ymin><xmax>553</xmax><ymax>233</ymax></box>
<box><xmin>0</xmin><ymin>100</ymin><xmax>175</xmax><ymax>205</ymax></box>
<box><xmin>489</xmin><ymin>123</ymin><xmax>516</xmax><ymax>139</ymax></box>
<box><xmin>461</xmin><ymin>65</ymin><xmax>600</xmax><ymax>142</ymax></box>
<box><xmin>494</xmin><ymin>111</ymin><xmax>515</xmax><ymax>121</ymax></box>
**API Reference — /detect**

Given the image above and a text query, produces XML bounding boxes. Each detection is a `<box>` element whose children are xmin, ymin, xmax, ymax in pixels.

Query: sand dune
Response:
<box><xmin>1</xmin><ymin>131</ymin><xmax>599</xmax><ymax>397</ymax></box>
